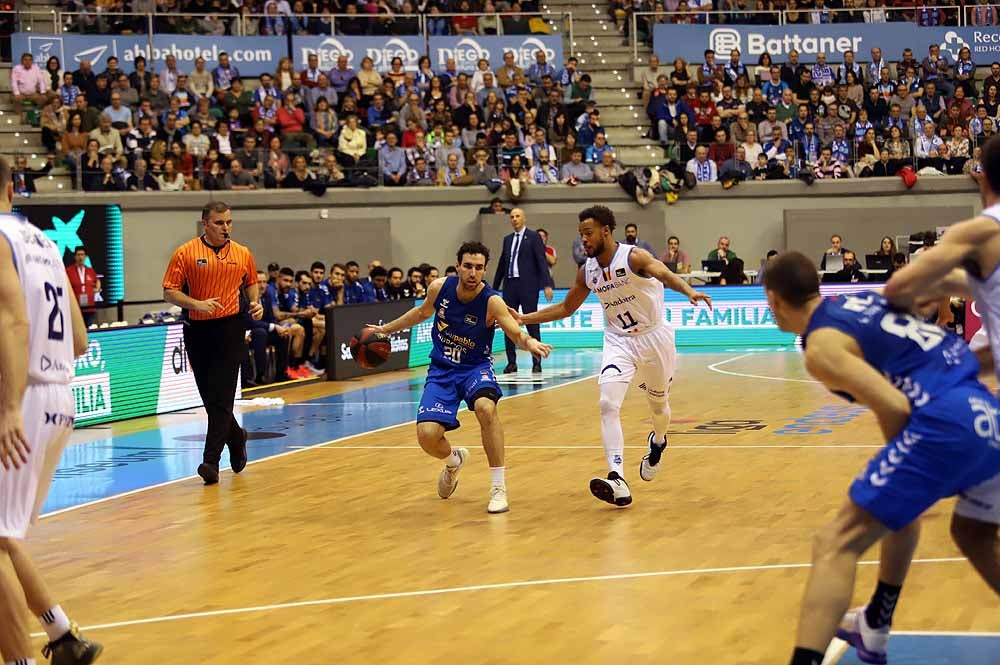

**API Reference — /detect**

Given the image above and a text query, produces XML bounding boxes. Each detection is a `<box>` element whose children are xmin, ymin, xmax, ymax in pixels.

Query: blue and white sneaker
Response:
<box><xmin>835</xmin><ymin>606</ymin><xmax>889</xmax><ymax>664</ymax></box>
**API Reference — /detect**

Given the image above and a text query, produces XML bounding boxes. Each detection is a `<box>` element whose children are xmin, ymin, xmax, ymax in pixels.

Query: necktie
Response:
<box><xmin>508</xmin><ymin>233</ymin><xmax>521</xmax><ymax>278</ymax></box>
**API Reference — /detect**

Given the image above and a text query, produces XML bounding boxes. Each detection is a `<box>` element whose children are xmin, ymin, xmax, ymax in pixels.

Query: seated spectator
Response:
<box><xmin>379</xmin><ymin>132</ymin><xmax>407</xmax><ymax>186</ymax></box>
<box><xmin>561</xmin><ymin>148</ymin><xmax>594</xmax><ymax>185</ymax></box>
<box><xmin>708</xmin><ymin>128</ymin><xmax>734</xmax><ymax>167</ymax></box>
<box><xmin>282</xmin><ymin>154</ymin><xmax>318</xmax><ymax>190</ymax></box>
<box><xmin>820</xmin><ymin>234</ymin><xmax>848</xmax><ymax>269</ymax></box>
<box><xmin>201</xmin><ymin>160</ymin><xmax>227</xmax><ymax>191</ymax></box>
<box><xmin>183</xmin><ymin>120</ymin><xmax>210</xmax><ymax>161</ymax></box>
<box><xmin>720</xmin><ymin>146</ymin><xmax>753</xmax><ymax>184</ymax></box>
<box><xmin>530</xmin><ymin>151</ymin><xmax>559</xmax><ymax>184</ymax></box>
<box><xmin>311</xmin><ymin>97</ymin><xmax>338</xmax><ymax>148</ymax></box>
<box><xmin>437</xmin><ymin>152</ymin><xmax>469</xmax><ymax>186</ymax></box>
<box><xmin>593</xmin><ymin>151</ymin><xmax>625</xmax><ymax>183</ymax></box>
<box><xmin>763</xmin><ymin>125</ymin><xmax>792</xmax><ymax>161</ymax></box>
<box><xmin>813</xmin><ymin>147</ymin><xmax>843</xmax><ymax>179</ymax></box>
<box><xmin>661</xmin><ymin>235</ymin><xmax>691</xmax><ymax>273</ymax></box>
<box><xmin>686</xmin><ymin>145</ymin><xmax>719</xmax><ymax>183</ymax></box>
<box><xmin>585</xmin><ymin>132</ymin><xmax>613</xmax><ymax>164</ymax></box>
<box><xmin>126</xmin><ymin>159</ymin><xmax>158</xmax><ymax>191</ymax></box>
<box><xmin>276</xmin><ymin>93</ymin><xmax>316</xmax><ymax>152</ymax></box>
<box><xmin>157</xmin><ymin>157</ymin><xmax>188</xmax><ymax>191</ymax></box>
<box><xmin>89</xmin><ymin>113</ymin><xmax>124</xmax><ymax>157</ymax></box>
<box><xmin>407</xmin><ymin>157</ymin><xmax>436</xmax><ymax>186</ymax></box>
<box><xmin>337</xmin><ymin>114</ymin><xmax>368</xmax><ymax>168</ymax></box>
<box><xmin>467</xmin><ymin>149</ymin><xmax>500</xmax><ymax>189</ymax></box>
<box><xmin>263</xmin><ymin>136</ymin><xmax>289</xmax><ymax>188</ymax></box>
<box><xmin>822</xmin><ymin>250</ymin><xmax>865</xmax><ymax>283</ymax></box>
<box><xmin>316</xmin><ymin>152</ymin><xmax>345</xmax><ymax>186</ymax></box>
<box><xmin>501</xmin><ymin>154</ymin><xmax>530</xmax><ymax>199</ymax></box>
<box><xmin>225</xmin><ymin>159</ymin><xmax>257</xmax><ymax>190</ymax></box>
<box><xmin>914</xmin><ymin>121</ymin><xmax>945</xmax><ymax>170</ymax></box>
<box><xmin>12</xmin><ymin>52</ymin><xmax>55</xmax><ymax>108</ymax></box>
<box><xmin>708</xmin><ymin>236</ymin><xmax>738</xmax><ymax>263</ymax></box>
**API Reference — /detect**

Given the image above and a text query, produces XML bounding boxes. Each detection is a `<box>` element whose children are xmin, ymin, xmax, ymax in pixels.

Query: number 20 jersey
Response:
<box><xmin>585</xmin><ymin>243</ymin><xmax>666</xmax><ymax>336</ymax></box>
<box><xmin>429</xmin><ymin>276</ymin><xmax>498</xmax><ymax>369</ymax></box>
<box><xmin>802</xmin><ymin>291</ymin><xmax>979</xmax><ymax>405</ymax></box>
<box><xmin>0</xmin><ymin>214</ymin><xmax>75</xmax><ymax>385</ymax></box>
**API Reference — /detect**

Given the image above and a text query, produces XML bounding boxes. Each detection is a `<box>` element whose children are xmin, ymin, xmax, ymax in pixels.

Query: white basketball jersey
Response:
<box><xmin>0</xmin><ymin>214</ymin><xmax>75</xmax><ymax>384</ymax></box>
<box><xmin>970</xmin><ymin>203</ymin><xmax>1000</xmax><ymax>381</ymax></box>
<box><xmin>585</xmin><ymin>243</ymin><xmax>666</xmax><ymax>336</ymax></box>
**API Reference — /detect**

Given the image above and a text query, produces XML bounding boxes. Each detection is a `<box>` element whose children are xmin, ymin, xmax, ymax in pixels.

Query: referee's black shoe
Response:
<box><xmin>229</xmin><ymin>426</ymin><xmax>249</xmax><ymax>473</ymax></box>
<box><xmin>198</xmin><ymin>463</ymin><xmax>219</xmax><ymax>485</ymax></box>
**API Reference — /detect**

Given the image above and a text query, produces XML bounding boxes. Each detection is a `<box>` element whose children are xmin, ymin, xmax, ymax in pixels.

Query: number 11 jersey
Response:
<box><xmin>0</xmin><ymin>214</ymin><xmax>75</xmax><ymax>385</ymax></box>
<box><xmin>585</xmin><ymin>243</ymin><xmax>666</xmax><ymax>336</ymax></box>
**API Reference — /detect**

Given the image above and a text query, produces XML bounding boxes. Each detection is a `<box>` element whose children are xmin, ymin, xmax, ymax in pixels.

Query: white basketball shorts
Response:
<box><xmin>0</xmin><ymin>383</ymin><xmax>74</xmax><ymax>539</ymax></box>
<box><xmin>597</xmin><ymin>325</ymin><xmax>676</xmax><ymax>399</ymax></box>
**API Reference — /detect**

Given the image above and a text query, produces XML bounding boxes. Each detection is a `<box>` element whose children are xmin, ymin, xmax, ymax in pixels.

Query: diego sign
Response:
<box><xmin>292</xmin><ymin>36</ymin><xmax>423</xmax><ymax>72</ymax></box>
<box><xmin>428</xmin><ymin>36</ymin><xmax>563</xmax><ymax>72</ymax></box>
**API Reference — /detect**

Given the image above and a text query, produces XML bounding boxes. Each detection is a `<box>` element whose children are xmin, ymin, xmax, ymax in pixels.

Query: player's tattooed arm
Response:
<box><xmin>369</xmin><ymin>278</ymin><xmax>445</xmax><ymax>334</ymax></box>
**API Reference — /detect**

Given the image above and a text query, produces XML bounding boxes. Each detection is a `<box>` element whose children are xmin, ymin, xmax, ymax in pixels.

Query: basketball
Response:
<box><xmin>349</xmin><ymin>328</ymin><xmax>392</xmax><ymax>369</ymax></box>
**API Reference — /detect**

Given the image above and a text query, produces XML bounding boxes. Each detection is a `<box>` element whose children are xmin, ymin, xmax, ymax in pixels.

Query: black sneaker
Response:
<box><xmin>42</xmin><ymin>623</ymin><xmax>103</xmax><ymax>665</ymax></box>
<box><xmin>589</xmin><ymin>471</ymin><xmax>632</xmax><ymax>506</ymax></box>
<box><xmin>197</xmin><ymin>463</ymin><xmax>219</xmax><ymax>485</ymax></box>
<box><xmin>228</xmin><ymin>426</ymin><xmax>248</xmax><ymax>474</ymax></box>
<box><xmin>639</xmin><ymin>431</ymin><xmax>667</xmax><ymax>482</ymax></box>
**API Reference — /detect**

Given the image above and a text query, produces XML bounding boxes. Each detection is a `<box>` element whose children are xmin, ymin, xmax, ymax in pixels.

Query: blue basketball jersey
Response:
<box><xmin>429</xmin><ymin>276</ymin><xmax>498</xmax><ymax>368</ymax></box>
<box><xmin>803</xmin><ymin>291</ymin><xmax>979</xmax><ymax>405</ymax></box>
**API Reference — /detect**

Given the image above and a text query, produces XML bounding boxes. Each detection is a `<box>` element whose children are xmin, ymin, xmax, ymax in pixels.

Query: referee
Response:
<box><xmin>163</xmin><ymin>201</ymin><xmax>263</xmax><ymax>485</ymax></box>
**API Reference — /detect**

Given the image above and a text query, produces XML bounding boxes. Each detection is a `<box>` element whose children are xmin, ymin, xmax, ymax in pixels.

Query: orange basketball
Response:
<box><xmin>349</xmin><ymin>329</ymin><xmax>392</xmax><ymax>369</ymax></box>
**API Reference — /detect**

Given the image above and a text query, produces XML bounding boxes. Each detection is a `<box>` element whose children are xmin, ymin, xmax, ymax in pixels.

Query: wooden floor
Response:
<box><xmin>23</xmin><ymin>352</ymin><xmax>1000</xmax><ymax>664</ymax></box>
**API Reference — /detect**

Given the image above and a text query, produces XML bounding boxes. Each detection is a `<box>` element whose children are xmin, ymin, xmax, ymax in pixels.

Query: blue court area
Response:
<box><xmin>43</xmin><ymin>348</ymin><xmax>605</xmax><ymax>515</ymax></box>
<box><xmin>838</xmin><ymin>634</ymin><xmax>1000</xmax><ymax>664</ymax></box>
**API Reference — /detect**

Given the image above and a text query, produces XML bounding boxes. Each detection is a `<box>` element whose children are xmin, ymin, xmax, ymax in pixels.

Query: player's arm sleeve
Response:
<box><xmin>805</xmin><ymin>328</ymin><xmax>912</xmax><ymax>442</ymax></box>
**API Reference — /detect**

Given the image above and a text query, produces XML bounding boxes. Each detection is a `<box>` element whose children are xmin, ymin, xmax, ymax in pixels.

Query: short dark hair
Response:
<box><xmin>310</xmin><ymin>261</ymin><xmax>325</xmax><ymax>271</ymax></box>
<box><xmin>294</xmin><ymin>270</ymin><xmax>310</xmax><ymax>282</ymax></box>
<box><xmin>625</xmin><ymin>223</ymin><xmax>637</xmax><ymax>232</ymax></box>
<box><xmin>370</xmin><ymin>266</ymin><xmax>388</xmax><ymax>278</ymax></box>
<box><xmin>331</xmin><ymin>262</ymin><xmax>347</xmax><ymax>272</ymax></box>
<box><xmin>279</xmin><ymin>266</ymin><xmax>294</xmax><ymax>277</ymax></box>
<box><xmin>982</xmin><ymin>134</ymin><xmax>1000</xmax><ymax>194</ymax></box>
<box><xmin>346</xmin><ymin>260</ymin><xmax>359</xmax><ymax>269</ymax></box>
<box><xmin>579</xmin><ymin>205</ymin><xmax>617</xmax><ymax>232</ymax></box>
<box><xmin>267</xmin><ymin>262</ymin><xmax>279</xmax><ymax>272</ymax></box>
<box><xmin>201</xmin><ymin>201</ymin><xmax>230</xmax><ymax>220</ymax></box>
<box><xmin>388</xmin><ymin>267</ymin><xmax>403</xmax><ymax>278</ymax></box>
<box><xmin>668</xmin><ymin>235</ymin><xmax>679</xmax><ymax>243</ymax></box>
<box><xmin>456</xmin><ymin>241</ymin><xmax>491</xmax><ymax>265</ymax></box>
<box><xmin>766</xmin><ymin>249</ymin><xmax>779</xmax><ymax>258</ymax></box>
<box><xmin>761</xmin><ymin>251</ymin><xmax>820</xmax><ymax>307</ymax></box>
<box><xmin>445</xmin><ymin>265</ymin><xmax>458</xmax><ymax>275</ymax></box>
<box><xmin>75</xmin><ymin>246</ymin><xmax>88</xmax><ymax>255</ymax></box>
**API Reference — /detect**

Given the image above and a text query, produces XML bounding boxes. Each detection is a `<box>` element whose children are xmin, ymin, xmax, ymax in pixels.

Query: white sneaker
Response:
<box><xmin>487</xmin><ymin>486</ymin><xmax>510</xmax><ymax>513</ymax></box>
<box><xmin>303</xmin><ymin>361</ymin><xmax>324</xmax><ymax>375</ymax></box>
<box><xmin>437</xmin><ymin>448</ymin><xmax>468</xmax><ymax>499</ymax></box>
<box><xmin>639</xmin><ymin>431</ymin><xmax>667</xmax><ymax>482</ymax></box>
<box><xmin>835</xmin><ymin>606</ymin><xmax>889</xmax><ymax>665</ymax></box>
<box><xmin>589</xmin><ymin>471</ymin><xmax>632</xmax><ymax>506</ymax></box>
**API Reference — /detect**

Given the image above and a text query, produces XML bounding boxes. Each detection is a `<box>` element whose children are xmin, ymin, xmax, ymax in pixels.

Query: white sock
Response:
<box><xmin>599</xmin><ymin>382</ymin><xmax>628</xmax><ymax>477</ymax></box>
<box><xmin>39</xmin><ymin>605</ymin><xmax>71</xmax><ymax>642</ymax></box>
<box><xmin>490</xmin><ymin>466</ymin><xmax>505</xmax><ymax>488</ymax></box>
<box><xmin>7</xmin><ymin>658</ymin><xmax>36</xmax><ymax>665</ymax></box>
<box><xmin>445</xmin><ymin>449</ymin><xmax>463</xmax><ymax>468</ymax></box>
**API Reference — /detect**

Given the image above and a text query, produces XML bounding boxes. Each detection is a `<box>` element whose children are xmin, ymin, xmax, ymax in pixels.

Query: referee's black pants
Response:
<box><xmin>184</xmin><ymin>315</ymin><xmax>245</xmax><ymax>466</ymax></box>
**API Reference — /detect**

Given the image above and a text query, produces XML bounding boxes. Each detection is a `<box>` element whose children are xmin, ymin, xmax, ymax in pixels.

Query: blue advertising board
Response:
<box><xmin>292</xmin><ymin>35</ymin><xmax>424</xmax><ymax>72</ymax></box>
<box><xmin>652</xmin><ymin>24</ymin><xmax>1000</xmax><ymax>64</ymax></box>
<box><xmin>428</xmin><ymin>35</ymin><xmax>563</xmax><ymax>72</ymax></box>
<box><xmin>13</xmin><ymin>33</ymin><xmax>284</xmax><ymax>77</ymax></box>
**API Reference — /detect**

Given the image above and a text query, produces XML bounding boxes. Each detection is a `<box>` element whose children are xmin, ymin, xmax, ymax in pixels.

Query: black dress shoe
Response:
<box><xmin>241</xmin><ymin>380</ymin><xmax>259</xmax><ymax>389</ymax></box>
<box><xmin>503</xmin><ymin>364</ymin><xmax>517</xmax><ymax>374</ymax></box>
<box><xmin>228</xmin><ymin>426</ymin><xmax>248</xmax><ymax>473</ymax></box>
<box><xmin>532</xmin><ymin>362</ymin><xmax>542</xmax><ymax>373</ymax></box>
<box><xmin>198</xmin><ymin>463</ymin><xmax>219</xmax><ymax>485</ymax></box>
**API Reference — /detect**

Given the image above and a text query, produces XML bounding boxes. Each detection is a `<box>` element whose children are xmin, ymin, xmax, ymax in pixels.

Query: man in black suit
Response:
<box><xmin>492</xmin><ymin>208</ymin><xmax>554</xmax><ymax>373</ymax></box>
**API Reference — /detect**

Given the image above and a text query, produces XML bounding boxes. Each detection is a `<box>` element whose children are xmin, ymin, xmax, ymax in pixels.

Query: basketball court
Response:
<box><xmin>26</xmin><ymin>348</ymin><xmax>1000</xmax><ymax>664</ymax></box>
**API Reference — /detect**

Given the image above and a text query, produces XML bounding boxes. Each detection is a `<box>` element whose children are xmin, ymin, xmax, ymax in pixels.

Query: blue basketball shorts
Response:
<box><xmin>850</xmin><ymin>383</ymin><xmax>1000</xmax><ymax>531</ymax></box>
<box><xmin>417</xmin><ymin>363</ymin><xmax>503</xmax><ymax>431</ymax></box>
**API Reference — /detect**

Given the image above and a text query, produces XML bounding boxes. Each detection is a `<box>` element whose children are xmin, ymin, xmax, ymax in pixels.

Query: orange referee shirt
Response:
<box><xmin>162</xmin><ymin>236</ymin><xmax>258</xmax><ymax>321</ymax></box>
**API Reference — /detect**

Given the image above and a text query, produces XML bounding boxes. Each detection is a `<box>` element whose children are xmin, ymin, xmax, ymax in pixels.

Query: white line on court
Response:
<box><xmin>707</xmin><ymin>352</ymin><xmax>820</xmax><ymax>384</ymax></box>
<box><xmin>40</xmin><ymin>374</ymin><xmax>598</xmax><ymax>520</ymax></box>
<box><xmin>289</xmin><ymin>445</ymin><xmax>883</xmax><ymax>450</ymax></box>
<box><xmin>27</xmin><ymin>556</ymin><xmax>966</xmax><ymax>637</ymax></box>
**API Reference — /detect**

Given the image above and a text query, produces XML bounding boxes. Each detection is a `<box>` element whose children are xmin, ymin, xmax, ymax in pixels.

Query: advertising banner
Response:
<box><xmin>12</xmin><ymin>33</ymin><xmax>284</xmax><ymax>77</ymax></box>
<box><xmin>428</xmin><ymin>35</ymin><xmax>563</xmax><ymax>72</ymax></box>
<box><xmin>292</xmin><ymin>35</ymin><xmax>424</xmax><ymax>72</ymax></box>
<box><xmin>72</xmin><ymin>323</ymin><xmax>202</xmax><ymax>427</ymax></box>
<box><xmin>14</xmin><ymin>204</ymin><xmax>124</xmax><ymax>303</ymax></box>
<box><xmin>651</xmin><ymin>24</ymin><xmax>1000</xmax><ymax>64</ymax></box>
<box><xmin>327</xmin><ymin>299</ymin><xmax>416</xmax><ymax>380</ymax></box>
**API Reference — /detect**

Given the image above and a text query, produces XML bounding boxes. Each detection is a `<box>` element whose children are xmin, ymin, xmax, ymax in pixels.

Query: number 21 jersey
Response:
<box><xmin>0</xmin><ymin>214</ymin><xmax>75</xmax><ymax>385</ymax></box>
<box><xmin>585</xmin><ymin>243</ymin><xmax>666</xmax><ymax>336</ymax></box>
